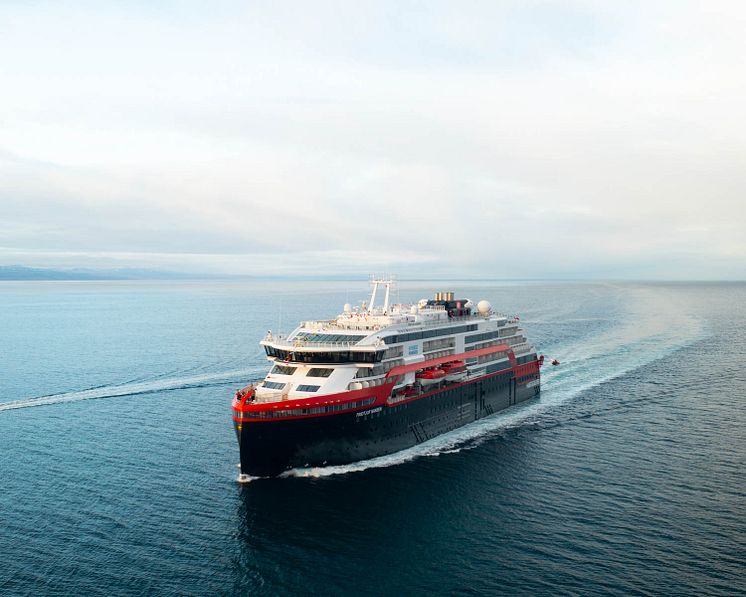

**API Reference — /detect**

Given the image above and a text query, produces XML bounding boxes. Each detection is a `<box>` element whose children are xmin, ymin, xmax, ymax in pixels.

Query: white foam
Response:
<box><xmin>0</xmin><ymin>368</ymin><xmax>263</xmax><ymax>412</ymax></box>
<box><xmin>237</xmin><ymin>473</ymin><xmax>259</xmax><ymax>484</ymax></box>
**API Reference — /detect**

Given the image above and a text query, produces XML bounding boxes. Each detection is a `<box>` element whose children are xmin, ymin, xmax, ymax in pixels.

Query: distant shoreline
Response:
<box><xmin>0</xmin><ymin>266</ymin><xmax>198</xmax><ymax>281</ymax></box>
<box><xmin>1</xmin><ymin>267</ymin><xmax>744</xmax><ymax>284</ymax></box>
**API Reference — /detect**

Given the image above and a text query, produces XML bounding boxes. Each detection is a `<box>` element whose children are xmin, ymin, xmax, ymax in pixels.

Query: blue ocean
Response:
<box><xmin>1</xmin><ymin>280</ymin><xmax>744</xmax><ymax>595</ymax></box>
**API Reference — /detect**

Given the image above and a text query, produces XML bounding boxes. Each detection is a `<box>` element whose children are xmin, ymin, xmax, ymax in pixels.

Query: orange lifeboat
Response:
<box><xmin>442</xmin><ymin>360</ymin><xmax>467</xmax><ymax>382</ymax></box>
<box><xmin>416</xmin><ymin>368</ymin><xmax>447</xmax><ymax>386</ymax></box>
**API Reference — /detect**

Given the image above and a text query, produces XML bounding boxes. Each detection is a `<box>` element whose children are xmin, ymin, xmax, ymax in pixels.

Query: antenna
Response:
<box><xmin>278</xmin><ymin>296</ymin><xmax>283</xmax><ymax>336</ymax></box>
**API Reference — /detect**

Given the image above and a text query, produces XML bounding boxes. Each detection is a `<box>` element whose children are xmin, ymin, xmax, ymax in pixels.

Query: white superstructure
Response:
<box><xmin>254</xmin><ymin>277</ymin><xmax>534</xmax><ymax>403</ymax></box>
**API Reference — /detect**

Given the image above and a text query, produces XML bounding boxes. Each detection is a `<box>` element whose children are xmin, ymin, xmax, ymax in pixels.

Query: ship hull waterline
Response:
<box><xmin>234</xmin><ymin>370</ymin><xmax>540</xmax><ymax>478</ymax></box>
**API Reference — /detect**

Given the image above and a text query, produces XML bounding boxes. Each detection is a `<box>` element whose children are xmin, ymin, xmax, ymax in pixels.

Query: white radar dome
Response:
<box><xmin>417</xmin><ymin>298</ymin><xmax>429</xmax><ymax>308</ymax></box>
<box><xmin>477</xmin><ymin>300</ymin><xmax>492</xmax><ymax>315</ymax></box>
<box><xmin>343</xmin><ymin>303</ymin><xmax>352</xmax><ymax>313</ymax></box>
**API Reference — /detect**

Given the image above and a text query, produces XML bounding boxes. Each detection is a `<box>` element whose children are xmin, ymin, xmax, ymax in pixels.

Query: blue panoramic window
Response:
<box><xmin>464</xmin><ymin>330</ymin><xmax>501</xmax><ymax>344</ymax></box>
<box><xmin>383</xmin><ymin>324</ymin><xmax>478</xmax><ymax>345</ymax></box>
<box><xmin>263</xmin><ymin>346</ymin><xmax>382</xmax><ymax>363</ymax></box>
<box><xmin>294</xmin><ymin>333</ymin><xmax>366</xmax><ymax>344</ymax></box>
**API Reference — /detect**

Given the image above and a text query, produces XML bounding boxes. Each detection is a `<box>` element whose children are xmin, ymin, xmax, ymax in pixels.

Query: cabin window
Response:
<box><xmin>423</xmin><ymin>338</ymin><xmax>455</xmax><ymax>352</ymax></box>
<box><xmin>296</xmin><ymin>384</ymin><xmax>321</xmax><ymax>392</ymax></box>
<box><xmin>486</xmin><ymin>362</ymin><xmax>511</xmax><ymax>374</ymax></box>
<box><xmin>262</xmin><ymin>381</ymin><xmax>286</xmax><ymax>390</ymax></box>
<box><xmin>464</xmin><ymin>330</ymin><xmax>501</xmax><ymax>344</ymax></box>
<box><xmin>382</xmin><ymin>346</ymin><xmax>404</xmax><ymax>359</ymax></box>
<box><xmin>383</xmin><ymin>324</ymin><xmax>478</xmax><ymax>344</ymax></box>
<box><xmin>271</xmin><ymin>365</ymin><xmax>297</xmax><ymax>376</ymax></box>
<box><xmin>307</xmin><ymin>368</ymin><xmax>334</xmax><ymax>377</ymax></box>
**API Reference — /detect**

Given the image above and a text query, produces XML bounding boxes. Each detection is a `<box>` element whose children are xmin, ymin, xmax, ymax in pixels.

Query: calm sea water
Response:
<box><xmin>1</xmin><ymin>280</ymin><xmax>744</xmax><ymax>596</ymax></box>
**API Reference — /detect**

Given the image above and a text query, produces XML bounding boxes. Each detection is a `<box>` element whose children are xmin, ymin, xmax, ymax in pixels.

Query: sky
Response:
<box><xmin>1</xmin><ymin>0</ymin><xmax>745</xmax><ymax>279</ymax></box>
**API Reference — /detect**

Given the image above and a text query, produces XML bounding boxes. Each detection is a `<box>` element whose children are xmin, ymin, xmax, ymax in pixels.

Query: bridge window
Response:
<box><xmin>307</xmin><ymin>368</ymin><xmax>334</xmax><ymax>377</ymax></box>
<box><xmin>264</xmin><ymin>346</ymin><xmax>383</xmax><ymax>363</ymax></box>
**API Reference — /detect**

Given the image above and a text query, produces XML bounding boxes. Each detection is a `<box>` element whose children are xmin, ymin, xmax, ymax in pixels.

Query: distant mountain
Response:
<box><xmin>2</xmin><ymin>266</ymin><xmax>554</xmax><ymax>282</ymax></box>
<box><xmin>0</xmin><ymin>266</ymin><xmax>198</xmax><ymax>280</ymax></box>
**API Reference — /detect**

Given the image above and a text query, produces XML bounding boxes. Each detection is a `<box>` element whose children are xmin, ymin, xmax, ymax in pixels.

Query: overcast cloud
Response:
<box><xmin>1</xmin><ymin>0</ymin><xmax>745</xmax><ymax>278</ymax></box>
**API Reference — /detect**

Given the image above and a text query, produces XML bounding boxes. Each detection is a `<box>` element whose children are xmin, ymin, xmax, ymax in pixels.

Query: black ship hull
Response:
<box><xmin>234</xmin><ymin>370</ymin><xmax>540</xmax><ymax>477</ymax></box>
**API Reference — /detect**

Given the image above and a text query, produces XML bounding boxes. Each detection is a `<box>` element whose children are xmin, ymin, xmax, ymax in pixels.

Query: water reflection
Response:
<box><xmin>232</xmin><ymin>428</ymin><xmax>540</xmax><ymax>594</ymax></box>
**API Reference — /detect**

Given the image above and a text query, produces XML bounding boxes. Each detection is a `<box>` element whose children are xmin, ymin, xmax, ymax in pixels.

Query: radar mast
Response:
<box><xmin>368</xmin><ymin>275</ymin><xmax>396</xmax><ymax>313</ymax></box>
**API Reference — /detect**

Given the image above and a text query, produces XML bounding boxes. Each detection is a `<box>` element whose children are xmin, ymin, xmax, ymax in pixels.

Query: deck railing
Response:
<box><xmin>262</xmin><ymin>334</ymin><xmax>382</xmax><ymax>350</ymax></box>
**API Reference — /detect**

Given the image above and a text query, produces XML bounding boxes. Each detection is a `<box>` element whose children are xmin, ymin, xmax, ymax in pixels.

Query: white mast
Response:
<box><xmin>368</xmin><ymin>276</ymin><xmax>378</xmax><ymax>312</ymax></box>
<box><xmin>368</xmin><ymin>275</ymin><xmax>395</xmax><ymax>313</ymax></box>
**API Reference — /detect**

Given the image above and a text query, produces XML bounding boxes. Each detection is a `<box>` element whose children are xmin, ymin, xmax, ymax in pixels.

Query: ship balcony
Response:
<box><xmin>236</xmin><ymin>383</ymin><xmax>319</xmax><ymax>405</ymax></box>
<box><xmin>347</xmin><ymin>375</ymin><xmax>388</xmax><ymax>390</ymax></box>
<box><xmin>252</xmin><ymin>390</ymin><xmax>293</xmax><ymax>404</ymax></box>
<box><xmin>234</xmin><ymin>382</ymin><xmax>286</xmax><ymax>405</ymax></box>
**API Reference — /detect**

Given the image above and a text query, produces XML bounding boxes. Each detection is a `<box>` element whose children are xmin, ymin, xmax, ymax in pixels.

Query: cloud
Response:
<box><xmin>0</xmin><ymin>1</ymin><xmax>745</xmax><ymax>279</ymax></box>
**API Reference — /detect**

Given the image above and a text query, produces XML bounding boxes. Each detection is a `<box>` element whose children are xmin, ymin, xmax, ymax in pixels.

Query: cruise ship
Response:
<box><xmin>232</xmin><ymin>278</ymin><xmax>543</xmax><ymax>478</ymax></box>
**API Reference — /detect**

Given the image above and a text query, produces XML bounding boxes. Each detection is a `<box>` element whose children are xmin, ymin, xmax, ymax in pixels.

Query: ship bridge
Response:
<box><xmin>260</xmin><ymin>332</ymin><xmax>386</xmax><ymax>364</ymax></box>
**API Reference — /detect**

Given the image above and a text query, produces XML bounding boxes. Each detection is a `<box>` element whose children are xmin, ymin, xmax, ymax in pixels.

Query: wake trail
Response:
<box><xmin>0</xmin><ymin>368</ymin><xmax>263</xmax><ymax>413</ymax></box>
